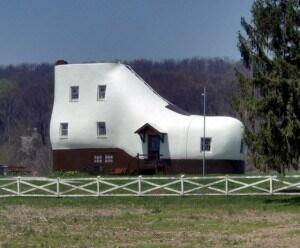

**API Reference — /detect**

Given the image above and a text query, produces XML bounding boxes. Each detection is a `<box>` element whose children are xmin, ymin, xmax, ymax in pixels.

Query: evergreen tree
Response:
<box><xmin>234</xmin><ymin>0</ymin><xmax>300</xmax><ymax>174</ymax></box>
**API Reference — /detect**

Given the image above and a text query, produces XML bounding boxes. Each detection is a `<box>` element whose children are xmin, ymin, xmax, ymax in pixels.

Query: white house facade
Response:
<box><xmin>50</xmin><ymin>62</ymin><xmax>245</xmax><ymax>174</ymax></box>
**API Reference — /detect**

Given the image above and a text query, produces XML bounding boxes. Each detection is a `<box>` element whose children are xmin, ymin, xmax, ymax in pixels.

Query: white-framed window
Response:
<box><xmin>201</xmin><ymin>137</ymin><xmax>211</xmax><ymax>151</ymax></box>
<box><xmin>94</xmin><ymin>155</ymin><xmax>102</xmax><ymax>163</ymax></box>
<box><xmin>70</xmin><ymin>86</ymin><xmax>79</xmax><ymax>101</ymax></box>
<box><xmin>97</xmin><ymin>122</ymin><xmax>106</xmax><ymax>136</ymax></box>
<box><xmin>104</xmin><ymin>154</ymin><xmax>114</xmax><ymax>163</ymax></box>
<box><xmin>97</xmin><ymin>85</ymin><xmax>106</xmax><ymax>100</ymax></box>
<box><xmin>60</xmin><ymin>123</ymin><xmax>68</xmax><ymax>137</ymax></box>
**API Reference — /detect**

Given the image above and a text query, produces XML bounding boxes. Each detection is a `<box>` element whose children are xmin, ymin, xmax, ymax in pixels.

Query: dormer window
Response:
<box><xmin>97</xmin><ymin>122</ymin><xmax>106</xmax><ymax>136</ymax></box>
<box><xmin>97</xmin><ymin>85</ymin><xmax>106</xmax><ymax>100</ymax></box>
<box><xmin>70</xmin><ymin>86</ymin><xmax>79</xmax><ymax>101</ymax></box>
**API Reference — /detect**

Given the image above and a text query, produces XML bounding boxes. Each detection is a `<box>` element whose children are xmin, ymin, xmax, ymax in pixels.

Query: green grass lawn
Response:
<box><xmin>1</xmin><ymin>196</ymin><xmax>300</xmax><ymax>247</ymax></box>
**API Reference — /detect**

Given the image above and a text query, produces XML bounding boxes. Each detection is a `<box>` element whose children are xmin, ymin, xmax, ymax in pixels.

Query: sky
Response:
<box><xmin>0</xmin><ymin>0</ymin><xmax>254</xmax><ymax>65</ymax></box>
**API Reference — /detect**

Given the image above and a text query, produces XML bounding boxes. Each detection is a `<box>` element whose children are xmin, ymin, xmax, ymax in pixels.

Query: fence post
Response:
<box><xmin>96</xmin><ymin>176</ymin><xmax>100</xmax><ymax>196</ymax></box>
<box><xmin>180</xmin><ymin>175</ymin><xmax>184</xmax><ymax>196</ymax></box>
<box><xmin>138</xmin><ymin>175</ymin><xmax>142</xmax><ymax>196</ymax></box>
<box><xmin>17</xmin><ymin>176</ymin><xmax>21</xmax><ymax>196</ymax></box>
<box><xmin>56</xmin><ymin>177</ymin><xmax>60</xmax><ymax>197</ymax></box>
<box><xmin>225</xmin><ymin>175</ymin><xmax>228</xmax><ymax>196</ymax></box>
<box><xmin>269</xmin><ymin>175</ymin><xmax>273</xmax><ymax>195</ymax></box>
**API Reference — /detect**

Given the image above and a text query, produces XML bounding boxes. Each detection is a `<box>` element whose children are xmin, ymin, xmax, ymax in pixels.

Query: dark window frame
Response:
<box><xmin>70</xmin><ymin>86</ymin><xmax>79</xmax><ymax>101</ymax></box>
<box><xmin>97</xmin><ymin>85</ymin><xmax>106</xmax><ymax>100</ymax></box>
<box><xmin>97</xmin><ymin>122</ymin><xmax>106</xmax><ymax>136</ymax></box>
<box><xmin>60</xmin><ymin>123</ymin><xmax>68</xmax><ymax>137</ymax></box>
<box><xmin>240</xmin><ymin>139</ymin><xmax>244</xmax><ymax>154</ymax></box>
<box><xmin>201</xmin><ymin>137</ymin><xmax>212</xmax><ymax>152</ymax></box>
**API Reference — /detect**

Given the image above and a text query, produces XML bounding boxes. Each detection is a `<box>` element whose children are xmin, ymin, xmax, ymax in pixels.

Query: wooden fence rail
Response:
<box><xmin>1</xmin><ymin>175</ymin><xmax>300</xmax><ymax>197</ymax></box>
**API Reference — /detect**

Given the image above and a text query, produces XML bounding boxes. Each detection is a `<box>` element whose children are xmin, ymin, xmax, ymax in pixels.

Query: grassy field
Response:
<box><xmin>0</xmin><ymin>196</ymin><xmax>300</xmax><ymax>247</ymax></box>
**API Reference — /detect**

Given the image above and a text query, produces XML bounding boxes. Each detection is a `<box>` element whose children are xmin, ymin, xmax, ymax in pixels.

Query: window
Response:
<box><xmin>60</xmin><ymin>123</ymin><xmax>68</xmax><ymax>137</ymax></box>
<box><xmin>70</xmin><ymin>86</ymin><xmax>79</xmax><ymax>101</ymax></box>
<box><xmin>201</xmin><ymin>137</ymin><xmax>211</xmax><ymax>151</ymax></box>
<box><xmin>97</xmin><ymin>85</ymin><xmax>106</xmax><ymax>100</ymax></box>
<box><xmin>104</xmin><ymin>154</ymin><xmax>114</xmax><ymax>163</ymax></box>
<box><xmin>94</xmin><ymin>155</ymin><xmax>102</xmax><ymax>163</ymax></box>
<box><xmin>240</xmin><ymin>139</ymin><xmax>244</xmax><ymax>154</ymax></box>
<box><xmin>97</xmin><ymin>122</ymin><xmax>106</xmax><ymax>136</ymax></box>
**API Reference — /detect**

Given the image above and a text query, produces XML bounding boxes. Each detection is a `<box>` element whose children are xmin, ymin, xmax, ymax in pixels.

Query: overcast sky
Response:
<box><xmin>0</xmin><ymin>0</ymin><xmax>253</xmax><ymax>65</ymax></box>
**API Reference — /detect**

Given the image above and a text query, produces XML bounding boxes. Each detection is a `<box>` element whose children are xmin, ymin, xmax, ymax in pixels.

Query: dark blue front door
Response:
<box><xmin>148</xmin><ymin>135</ymin><xmax>160</xmax><ymax>160</ymax></box>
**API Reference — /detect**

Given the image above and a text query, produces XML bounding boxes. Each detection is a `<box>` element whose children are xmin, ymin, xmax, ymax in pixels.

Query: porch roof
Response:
<box><xmin>134</xmin><ymin>123</ymin><xmax>166</xmax><ymax>135</ymax></box>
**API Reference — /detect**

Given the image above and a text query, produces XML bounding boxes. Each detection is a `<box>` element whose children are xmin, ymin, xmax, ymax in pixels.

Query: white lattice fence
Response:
<box><xmin>1</xmin><ymin>175</ymin><xmax>300</xmax><ymax>197</ymax></box>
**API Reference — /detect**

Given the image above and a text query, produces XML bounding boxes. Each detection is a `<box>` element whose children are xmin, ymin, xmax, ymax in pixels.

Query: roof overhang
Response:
<box><xmin>134</xmin><ymin>123</ymin><xmax>166</xmax><ymax>143</ymax></box>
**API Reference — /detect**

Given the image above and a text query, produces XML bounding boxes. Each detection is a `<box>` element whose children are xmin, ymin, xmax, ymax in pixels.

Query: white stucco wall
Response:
<box><xmin>50</xmin><ymin>63</ymin><xmax>245</xmax><ymax>161</ymax></box>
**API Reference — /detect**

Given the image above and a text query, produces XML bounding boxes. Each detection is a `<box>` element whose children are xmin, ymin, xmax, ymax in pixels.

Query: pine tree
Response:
<box><xmin>234</xmin><ymin>0</ymin><xmax>300</xmax><ymax>174</ymax></box>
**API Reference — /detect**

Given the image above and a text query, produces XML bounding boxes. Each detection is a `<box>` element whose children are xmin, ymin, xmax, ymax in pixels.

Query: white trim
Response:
<box><xmin>96</xmin><ymin>136</ymin><xmax>108</xmax><ymax>139</ymax></box>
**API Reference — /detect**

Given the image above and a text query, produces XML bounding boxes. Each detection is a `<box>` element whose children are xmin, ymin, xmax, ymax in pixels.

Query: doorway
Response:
<box><xmin>148</xmin><ymin>135</ymin><xmax>160</xmax><ymax>160</ymax></box>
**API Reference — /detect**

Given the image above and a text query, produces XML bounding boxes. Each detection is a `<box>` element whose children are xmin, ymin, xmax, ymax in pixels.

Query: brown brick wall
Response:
<box><xmin>53</xmin><ymin>148</ymin><xmax>245</xmax><ymax>175</ymax></box>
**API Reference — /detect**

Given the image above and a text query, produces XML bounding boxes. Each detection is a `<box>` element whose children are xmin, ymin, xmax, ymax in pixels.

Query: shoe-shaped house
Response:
<box><xmin>50</xmin><ymin>62</ymin><xmax>245</xmax><ymax>174</ymax></box>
